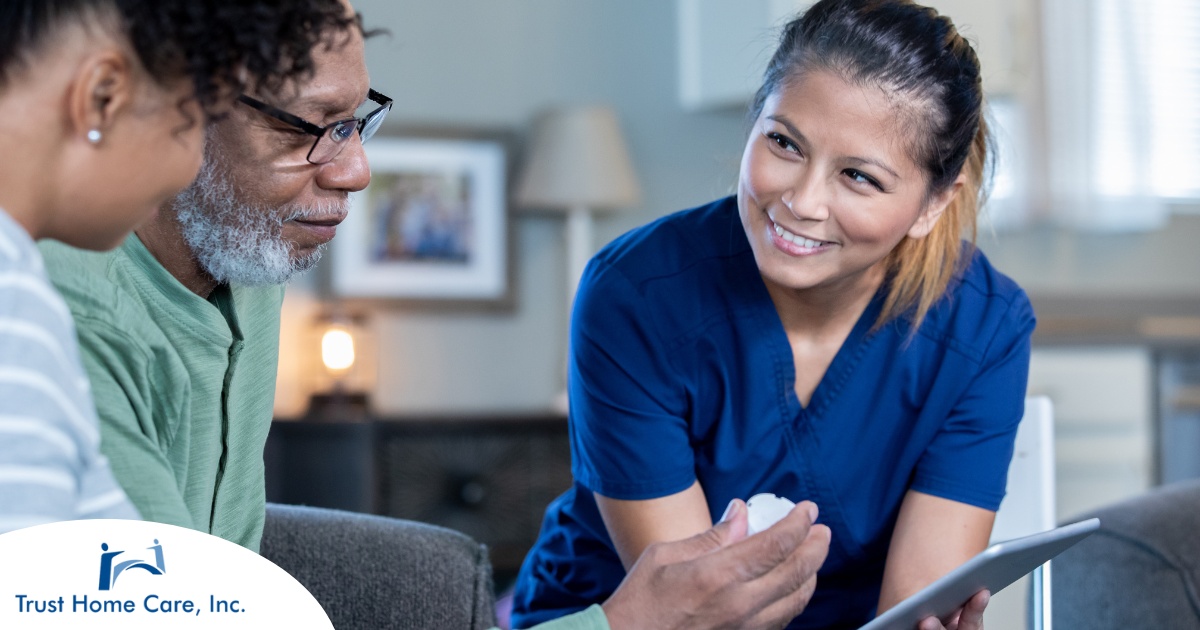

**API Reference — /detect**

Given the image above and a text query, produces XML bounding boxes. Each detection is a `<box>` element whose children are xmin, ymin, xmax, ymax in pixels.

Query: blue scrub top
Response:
<box><xmin>512</xmin><ymin>197</ymin><xmax>1035</xmax><ymax>630</ymax></box>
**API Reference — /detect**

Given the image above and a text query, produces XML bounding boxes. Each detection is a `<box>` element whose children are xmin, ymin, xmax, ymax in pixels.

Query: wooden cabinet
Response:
<box><xmin>676</xmin><ymin>0</ymin><xmax>1032</xmax><ymax>111</ymax></box>
<box><xmin>373</xmin><ymin>416</ymin><xmax>572</xmax><ymax>580</ymax></box>
<box><xmin>265</xmin><ymin>414</ymin><xmax>572</xmax><ymax>586</ymax></box>
<box><xmin>1027</xmin><ymin>346</ymin><xmax>1155</xmax><ymax>521</ymax></box>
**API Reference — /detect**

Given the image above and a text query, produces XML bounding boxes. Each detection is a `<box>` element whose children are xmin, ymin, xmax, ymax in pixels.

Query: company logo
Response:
<box><xmin>1</xmin><ymin>520</ymin><xmax>334</xmax><ymax>627</ymax></box>
<box><xmin>98</xmin><ymin>539</ymin><xmax>166</xmax><ymax>591</ymax></box>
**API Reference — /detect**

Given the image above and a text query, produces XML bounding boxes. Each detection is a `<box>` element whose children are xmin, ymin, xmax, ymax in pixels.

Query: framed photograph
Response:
<box><xmin>332</xmin><ymin>137</ymin><xmax>507</xmax><ymax>302</ymax></box>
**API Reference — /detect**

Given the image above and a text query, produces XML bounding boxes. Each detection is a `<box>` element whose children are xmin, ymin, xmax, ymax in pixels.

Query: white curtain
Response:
<box><xmin>1040</xmin><ymin>0</ymin><xmax>1200</xmax><ymax>231</ymax></box>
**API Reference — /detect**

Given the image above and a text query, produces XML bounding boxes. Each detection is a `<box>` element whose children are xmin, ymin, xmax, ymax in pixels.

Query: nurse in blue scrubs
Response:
<box><xmin>513</xmin><ymin>1</ymin><xmax>1032</xmax><ymax>628</ymax></box>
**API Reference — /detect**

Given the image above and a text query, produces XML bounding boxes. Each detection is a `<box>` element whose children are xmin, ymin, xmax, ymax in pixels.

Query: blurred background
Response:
<box><xmin>263</xmin><ymin>0</ymin><xmax>1200</xmax><ymax>608</ymax></box>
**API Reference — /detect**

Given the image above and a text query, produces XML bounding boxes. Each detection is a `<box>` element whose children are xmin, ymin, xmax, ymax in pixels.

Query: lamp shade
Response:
<box><xmin>515</xmin><ymin>106</ymin><xmax>641</xmax><ymax>213</ymax></box>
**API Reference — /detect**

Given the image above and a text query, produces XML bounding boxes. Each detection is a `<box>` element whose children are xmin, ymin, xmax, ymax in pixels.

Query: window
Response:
<box><xmin>1041</xmin><ymin>0</ymin><xmax>1200</xmax><ymax>230</ymax></box>
<box><xmin>1093</xmin><ymin>0</ymin><xmax>1200</xmax><ymax>200</ymax></box>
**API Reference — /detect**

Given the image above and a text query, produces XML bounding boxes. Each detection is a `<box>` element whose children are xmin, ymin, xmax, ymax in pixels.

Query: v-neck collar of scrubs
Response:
<box><xmin>773</xmin><ymin>289</ymin><xmax>883</xmax><ymax>418</ymax></box>
<box><xmin>725</xmin><ymin>207</ymin><xmax>885</xmax><ymax>420</ymax></box>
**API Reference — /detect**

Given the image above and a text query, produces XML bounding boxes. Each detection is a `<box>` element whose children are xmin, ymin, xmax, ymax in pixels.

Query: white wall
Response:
<box><xmin>278</xmin><ymin>0</ymin><xmax>759</xmax><ymax>415</ymax></box>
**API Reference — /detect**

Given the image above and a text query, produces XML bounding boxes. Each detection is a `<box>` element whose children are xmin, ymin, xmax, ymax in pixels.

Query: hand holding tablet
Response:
<box><xmin>859</xmin><ymin>518</ymin><xmax>1101</xmax><ymax>630</ymax></box>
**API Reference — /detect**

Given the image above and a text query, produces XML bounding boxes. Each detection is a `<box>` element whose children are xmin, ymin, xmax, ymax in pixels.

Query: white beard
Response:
<box><xmin>173</xmin><ymin>154</ymin><xmax>347</xmax><ymax>286</ymax></box>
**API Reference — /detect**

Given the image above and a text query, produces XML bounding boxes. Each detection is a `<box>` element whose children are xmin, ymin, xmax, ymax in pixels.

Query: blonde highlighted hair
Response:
<box><xmin>879</xmin><ymin>117</ymin><xmax>988</xmax><ymax>330</ymax></box>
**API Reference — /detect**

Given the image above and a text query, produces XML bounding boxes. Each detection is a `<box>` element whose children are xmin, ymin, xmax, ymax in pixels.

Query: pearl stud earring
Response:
<box><xmin>87</xmin><ymin>129</ymin><xmax>102</xmax><ymax>144</ymax></box>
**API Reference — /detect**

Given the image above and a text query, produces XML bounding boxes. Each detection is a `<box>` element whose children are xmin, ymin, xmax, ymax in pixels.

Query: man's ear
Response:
<box><xmin>67</xmin><ymin>49</ymin><xmax>133</xmax><ymax>145</ymax></box>
<box><xmin>908</xmin><ymin>173</ymin><xmax>966</xmax><ymax>239</ymax></box>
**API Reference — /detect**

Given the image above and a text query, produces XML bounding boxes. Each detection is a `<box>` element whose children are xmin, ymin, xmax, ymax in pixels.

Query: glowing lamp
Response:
<box><xmin>321</xmin><ymin>326</ymin><xmax>356</xmax><ymax>374</ymax></box>
<box><xmin>306</xmin><ymin>314</ymin><xmax>373</xmax><ymax>422</ymax></box>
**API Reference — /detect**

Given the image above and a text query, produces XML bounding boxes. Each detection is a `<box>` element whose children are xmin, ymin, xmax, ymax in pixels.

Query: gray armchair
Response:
<box><xmin>1052</xmin><ymin>480</ymin><xmax>1200</xmax><ymax>629</ymax></box>
<box><xmin>260</xmin><ymin>503</ymin><xmax>498</xmax><ymax>630</ymax></box>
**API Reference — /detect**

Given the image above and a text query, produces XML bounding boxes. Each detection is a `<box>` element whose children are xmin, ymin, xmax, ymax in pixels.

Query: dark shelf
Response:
<box><xmin>265</xmin><ymin>413</ymin><xmax>573</xmax><ymax>587</ymax></box>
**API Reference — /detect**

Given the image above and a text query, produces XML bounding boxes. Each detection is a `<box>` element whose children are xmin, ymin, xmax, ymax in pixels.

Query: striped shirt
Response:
<box><xmin>0</xmin><ymin>209</ymin><xmax>138</xmax><ymax>533</ymax></box>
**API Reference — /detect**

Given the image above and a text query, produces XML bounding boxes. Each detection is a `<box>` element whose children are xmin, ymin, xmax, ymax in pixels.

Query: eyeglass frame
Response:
<box><xmin>236</xmin><ymin>88</ymin><xmax>393</xmax><ymax>164</ymax></box>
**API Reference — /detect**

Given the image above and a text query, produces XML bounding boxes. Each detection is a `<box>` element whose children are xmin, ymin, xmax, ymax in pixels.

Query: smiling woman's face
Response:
<box><xmin>738</xmin><ymin>69</ymin><xmax>948</xmax><ymax>299</ymax></box>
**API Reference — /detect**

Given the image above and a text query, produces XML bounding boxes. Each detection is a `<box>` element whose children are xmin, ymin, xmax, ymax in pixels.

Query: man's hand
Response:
<box><xmin>918</xmin><ymin>590</ymin><xmax>989</xmax><ymax>630</ymax></box>
<box><xmin>601</xmin><ymin>498</ymin><xmax>831</xmax><ymax>630</ymax></box>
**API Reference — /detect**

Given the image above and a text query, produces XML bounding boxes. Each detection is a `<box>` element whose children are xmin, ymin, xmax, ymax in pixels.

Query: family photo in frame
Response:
<box><xmin>331</xmin><ymin>137</ymin><xmax>508</xmax><ymax>304</ymax></box>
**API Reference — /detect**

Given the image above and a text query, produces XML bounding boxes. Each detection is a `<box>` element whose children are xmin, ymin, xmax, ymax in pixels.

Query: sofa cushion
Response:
<box><xmin>261</xmin><ymin>503</ymin><xmax>497</xmax><ymax>630</ymax></box>
<box><xmin>1053</xmin><ymin>480</ymin><xmax>1200</xmax><ymax>629</ymax></box>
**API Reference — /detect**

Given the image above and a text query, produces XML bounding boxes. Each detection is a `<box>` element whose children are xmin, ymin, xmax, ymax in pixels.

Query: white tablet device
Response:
<box><xmin>858</xmin><ymin>517</ymin><xmax>1101</xmax><ymax>630</ymax></box>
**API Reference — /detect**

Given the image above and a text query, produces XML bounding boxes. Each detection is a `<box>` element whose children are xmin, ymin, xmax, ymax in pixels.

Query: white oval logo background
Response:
<box><xmin>0</xmin><ymin>519</ymin><xmax>333</xmax><ymax>629</ymax></box>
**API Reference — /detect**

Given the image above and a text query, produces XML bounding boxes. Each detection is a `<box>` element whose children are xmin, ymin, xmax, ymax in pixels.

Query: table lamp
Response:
<box><xmin>515</xmin><ymin>106</ymin><xmax>642</xmax><ymax>312</ymax></box>
<box><xmin>307</xmin><ymin>313</ymin><xmax>372</xmax><ymax>422</ymax></box>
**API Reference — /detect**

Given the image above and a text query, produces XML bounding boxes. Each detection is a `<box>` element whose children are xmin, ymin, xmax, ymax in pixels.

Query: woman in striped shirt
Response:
<box><xmin>0</xmin><ymin>0</ymin><xmax>358</xmax><ymax>533</ymax></box>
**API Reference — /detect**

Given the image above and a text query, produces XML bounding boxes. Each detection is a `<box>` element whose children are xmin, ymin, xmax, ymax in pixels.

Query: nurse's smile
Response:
<box><xmin>769</xmin><ymin>218</ymin><xmax>837</xmax><ymax>257</ymax></box>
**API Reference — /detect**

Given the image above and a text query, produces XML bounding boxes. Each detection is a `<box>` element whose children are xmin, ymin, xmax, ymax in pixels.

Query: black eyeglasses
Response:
<box><xmin>237</xmin><ymin>89</ymin><xmax>393</xmax><ymax>164</ymax></box>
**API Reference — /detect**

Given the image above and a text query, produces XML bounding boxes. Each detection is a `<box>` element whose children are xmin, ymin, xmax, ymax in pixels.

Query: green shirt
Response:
<box><xmin>525</xmin><ymin>605</ymin><xmax>608</xmax><ymax>630</ymax></box>
<box><xmin>40</xmin><ymin>235</ymin><xmax>283</xmax><ymax>551</ymax></box>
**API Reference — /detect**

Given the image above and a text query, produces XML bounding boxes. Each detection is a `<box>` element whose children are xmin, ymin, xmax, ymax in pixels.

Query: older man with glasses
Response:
<box><xmin>36</xmin><ymin>3</ymin><xmax>832</xmax><ymax>629</ymax></box>
<box><xmin>37</xmin><ymin>6</ymin><xmax>382</xmax><ymax>550</ymax></box>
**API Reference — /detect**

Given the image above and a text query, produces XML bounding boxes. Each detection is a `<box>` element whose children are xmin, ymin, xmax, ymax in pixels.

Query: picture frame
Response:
<box><xmin>331</xmin><ymin>136</ymin><xmax>508</xmax><ymax>304</ymax></box>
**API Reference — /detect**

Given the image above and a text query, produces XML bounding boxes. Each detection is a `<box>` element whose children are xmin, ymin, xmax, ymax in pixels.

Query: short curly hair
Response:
<box><xmin>0</xmin><ymin>0</ymin><xmax>359</xmax><ymax>116</ymax></box>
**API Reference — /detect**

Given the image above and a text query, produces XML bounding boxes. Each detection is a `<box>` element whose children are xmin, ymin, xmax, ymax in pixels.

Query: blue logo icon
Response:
<box><xmin>98</xmin><ymin>539</ymin><xmax>166</xmax><ymax>590</ymax></box>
